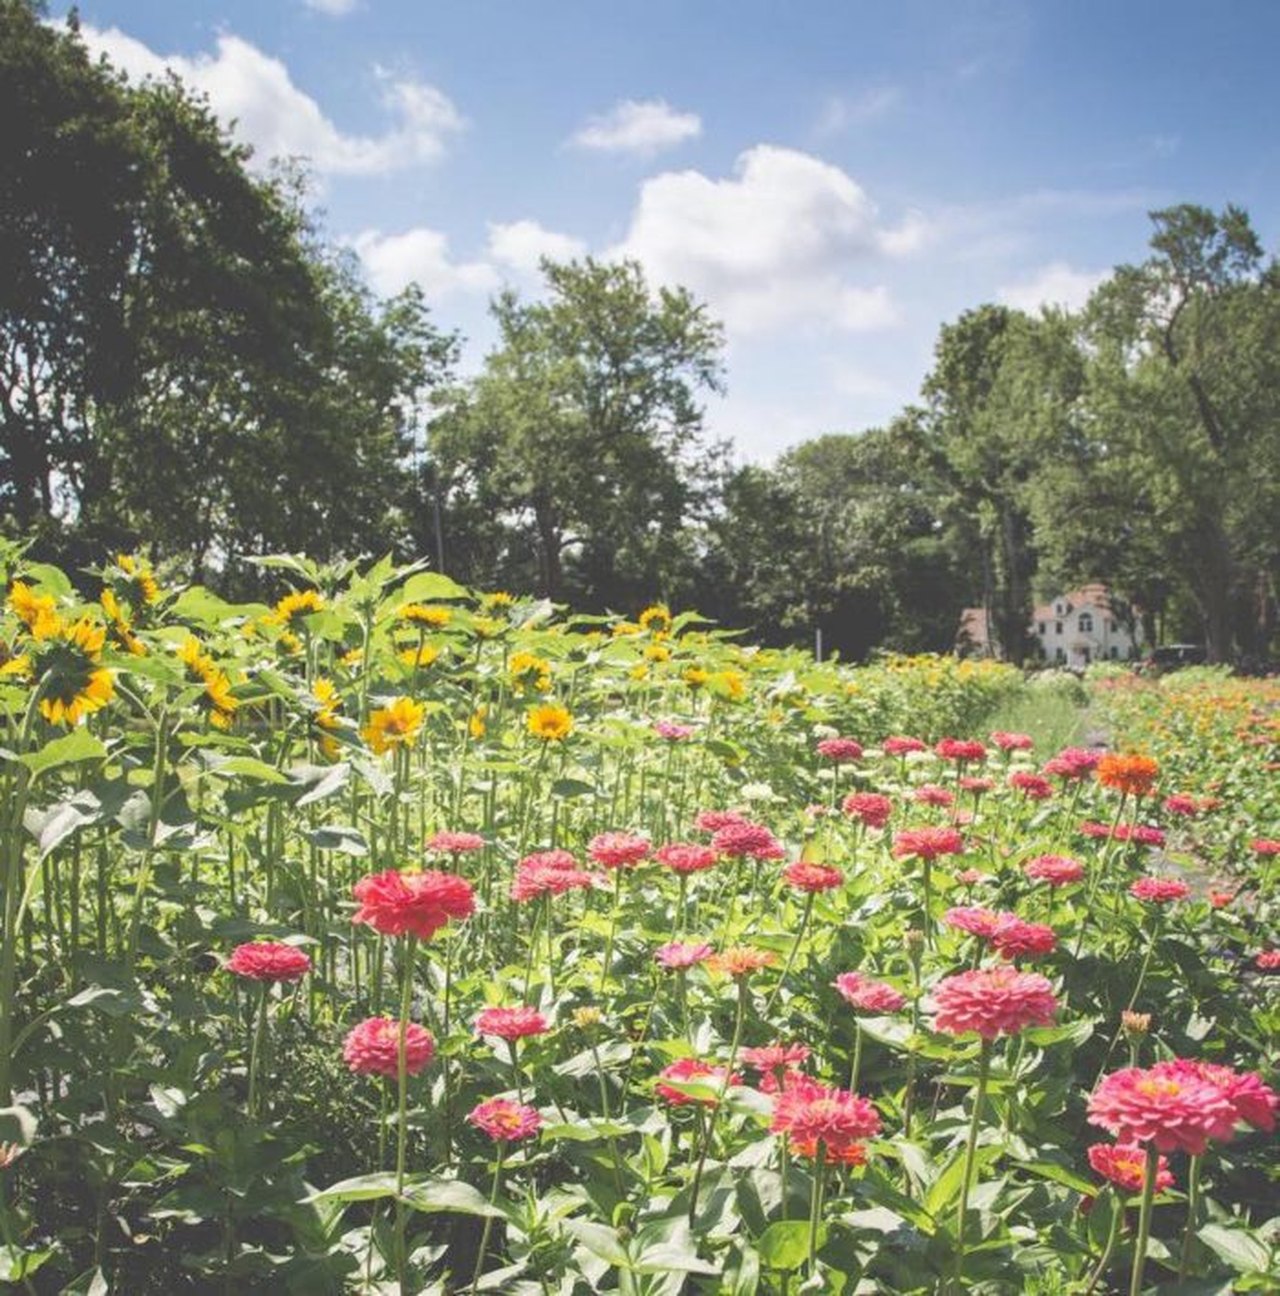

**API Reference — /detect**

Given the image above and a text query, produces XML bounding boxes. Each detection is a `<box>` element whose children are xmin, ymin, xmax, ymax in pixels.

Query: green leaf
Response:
<box><xmin>202</xmin><ymin>755</ymin><xmax>289</xmax><ymax>783</ymax></box>
<box><xmin>1197</xmin><ymin>1223</ymin><xmax>1271</xmax><ymax>1274</ymax></box>
<box><xmin>550</xmin><ymin>777</ymin><xmax>596</xmax><ymax>799</ymax></box>
<box><xmin>395</xmin><ymin>572</ymin><xmax>471</xmax><ymax>605</ymax></box>
<box><xmin>756</xmin><ymin>1219</ymin><xmax>819</xmax><ymax>1271</ymax></box>
<box><xmin>1022</xmin><ymin>1019</ymin><xmax>1096</xmax><ymax>1047</ymax></box>
<box><xmin>1015</xmin><ymin>1159</ymin><xmax>1098</xmax><ymax>1197</ymax></box>
<box><xmin>564</xmin><ymin>1219</ymin><xmax>634</xmax><ymax>1269</ymax></box>
<box><xmin>20</xmin><ymin>562</ymin><xmax>73</xmax><ymax>597</ymax></box>
<box><xmin>20</xmin><ymin>729</ymin><xmax>107</xmax><ymax>777</ymax></box>
<box><xmin>924</xmin><ymin>1144</ymin><xmax>1003</xmax><ymax>1218</ymax></box>
<box><xmin>304</xmin><ymin>825</ymin><xmax>368</xmax><ymax>855</ymax></box>
<box><xmin>307</xmin><ymin>1172</ymin><xmax>400</xmax><ymax>1204</ymax></box>
<box><xmin>0</xmin><ymin>1245</ymin><xmax>54</xmax><ymax>1282</ymax></box>
<box><xmin>401</xmin><ymin>1178</ymin><xmax>509</xmax><ymax>1218</ymax></box>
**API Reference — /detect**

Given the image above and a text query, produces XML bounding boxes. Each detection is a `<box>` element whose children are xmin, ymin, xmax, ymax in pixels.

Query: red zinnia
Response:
<box><xmin>770</xmin><ymin>1075</ymin><xmax>881</xmax><ymax>1163</ymax></box>
<box><xmin>1043</xmin><ymin>747</ymin><xmax>1100</xmax><ymax>780</ymax></box>
<box><xmin>1087</xmin><ymin>1143</ymin><xmax>1174</xmax><ymax>1194</ymax></box>
<box><xmin>913</xmin><ymin>784</ymin><xmax>955</xmax><ymax>807</ymax></box>
<box><xmin>468</xmin><ymin>1097</ymin><xmax>542</xmax><ymax>1142</ymax></box>
<box><xmin>1250</xmin><ymin>838</ymin><xmax>1280</xmax><ymax>856</ymax></box>
<box><xmin>1087</xmin><ymin>1065</ymin><xmax>1238</xmax><ymax>1155</ymax></box>
<box><xmin>225</xmin><ymin>941</ymin><xmax>312</xmax><ymax>982</ymax></box>
<box><xmin>656</xmin><ymin>1057</ymin><xmax>740</xmax><ymax>1106</ymax></box>
<box><xmin>841</xmin><ymin>792</ymin><xmax>893</xmax><ymax>828</ymax></box>
<box><xmin>694</xmin><ymin>808</ymin><xmax>748</xmax><ymax>833</ymax></box>
<box><xmin>710</xmin><ymin>820</ymin><xmax>786</xmax><ymax>860</ymax></box>
<box><xmin>655</xmin><ymin>843</ymin><xmax>720</xmax><ymax>874</ymax></box>
<box><xmin>935</xmin><ymin>738</ymin><xmax>987</xmax><ymax>763</ymax></box>
<box><xmin>1024</xmin><ymin>855</ymin><xmax>1085</xmax><ymax>886</ymax></box>
<box><xmin>1130</xmin><ymin>877</ymin><xmax>1190</xmax><ymax>904</ymax></box>
<box><xmin>816</xmin><ymin>737</ymin><xmax>863</xmax><ymax>762</ymax></box>
<box><xmin>892</xmin><ymin>826</ymin><xmax>964</xmax><ymax>861</ymax></box>
<box><xmin>424</xmin><ymin>830</ymin><xmax>485</xmax><ymax>855</ymax></box>
<box><xmin>882</xmin><ymin>736</ymin><xmax>926</xmax><ymax>756</ymax></box>
<box><xmin>989</xmin><ymin>916</ymin><xmax>1057</xmax><ymax>961</ymax></box>
<box><xmin>352</xmin><ymin>868</ymin><xmax>475</xmax><ymax>941</ymax></box>
<box><xmin>931</xmin><ymin>968</ymin><xmax>1058</xmax><ymax>1039</ymax></box>
<box><xmin>510</xmin><ymin>850</ymin><xmax>598</xmax><ymax>901</ymax></box>
<box><xmin>742</xmin><ymin>1042</ymin><xmax>811</xmax><ymax>1074</ymax></box>
<box><xmin>834</xmin><ymin>972</ymin><xmax>906</xmax><ymax>1014</ymax></box>
<box><xmin>1008</xmin><ymin>772</ymin><xmax>1053</xmax><ymax>800</ymax></box>
<box><xmin>1256</xmin><ymin>949</ymin><xmax>1280</xmax><ymax>971</ymax></box>
<box><xmin>589</xmin><ymin>831</ymin><xmax>652</xmax><ymax>869</ymax></box>
<box><xmin>990</xmin><ymin>731</ymin><xmax>1034</xmax><ymax>752</ymax></box>
<box><xmin>782</xmin><ymin>861</ymin><xmax>843</xmax><ymax>893</ymax></box>
<box><xmin>1151</xmin><ymin>1060</ymin><xmax>1277</xmax><ymax>1136</ymax></box>
<box><xmin>1161</xmin><ymin>794</ymin><xmax>1198</xmax><ymax>817</ymax></box>
<box><xmin>343</xmin><ymin>1017</ymin><xmax>435</xmax><ymax>1078</ymax></box>
<box><xmin>475</xmin><ymin>1005</ymin><xmax>549</xmax><ymax>1040</ymax></box>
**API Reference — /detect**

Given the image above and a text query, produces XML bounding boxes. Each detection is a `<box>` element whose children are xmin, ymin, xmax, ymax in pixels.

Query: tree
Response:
<box><xmin>430</xmin><ymin>258</ymin><xmax>726</xmax><ymax>605</ymax></box>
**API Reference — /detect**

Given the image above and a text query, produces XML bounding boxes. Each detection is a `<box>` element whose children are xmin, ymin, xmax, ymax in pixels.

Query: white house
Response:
<box><xmin>958</xmin><ymin>584</ymin><xmax>1143</xmax><ymax>665</ymax></box>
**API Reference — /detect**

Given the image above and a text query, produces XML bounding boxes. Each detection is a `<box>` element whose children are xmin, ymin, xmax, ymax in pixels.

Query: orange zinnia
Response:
<box><xmin>1096</xmin><ymin>753</ymin><xmax>1159</xmax><ymax>797</ymax></box>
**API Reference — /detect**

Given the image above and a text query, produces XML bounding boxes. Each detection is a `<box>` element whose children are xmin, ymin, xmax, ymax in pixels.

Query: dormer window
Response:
<box><xmin>1079</xmin><ymin>612</ymin><xmax>1093</xmax><ymax>633</ymax></box>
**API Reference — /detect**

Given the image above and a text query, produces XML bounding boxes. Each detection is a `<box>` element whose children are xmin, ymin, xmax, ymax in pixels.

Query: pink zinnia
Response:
<box><xmin>913</xmin><ymin>784</ymin><xmax>955</xmax><ymax>808</ymax></box>
<box><xmin>1024</xmin><ymin>855</ymin><xmax>1085</xmax><ymax>887</ymax></box>
<box><xmin>694</xmin><ymin>808</ymin><xmax>747</xmax><ymax>833</ymax></box>
<box><xmin>956</xmin><ymin>868</ymin><xmax>988</xmax><ymax>886</ymax></box>
<box><xmin>1151</xmin><ymin>1060</ymin><xmax>1277</xmax><ymax>1136</ymax></box>
<box><xmin>991</xmin><ymin>731</ymin><xmax>1034</xmax><ymax>751</ymax></box>
<box><xmin>475</xmin><ymin>1005</ymin><xmax>549</xmax><ymax>1040</ymax></box>
<box><xmin>833</xmin><ymin>972</ymin><xmax>906</xmax><ymax>1014</ymax></box>
<box><xmin>1161</xmin><ymin>794</ymin><xmax>1199</xmax><ymax>817</ymax></box>
<box><xmin>816</xmin><ymin>737</ymin><xmax>863</xmax><ymax>762</ymax></box>
<box><xmin>1130</xmin><ymin>877</ymin><xmax>1191</xmax><ymax>904</ymax></box>
<box><xmin>935</xmin><ymin>738</ymin><xmax>987</xmax><ymax>763</ymax></box>
<box><xmin>944</xmin><ymin>906</ymin><xmax>1001</xmax><ymax>940</ymax></box>
<box><xmin>655</xmin><ymin>941</ymin><xmax>713</xmax><ymax>970</ymax></box>
<box><xmin>1088</xmin><ymin>1065</ymin><xmax>1238</xmax><ymax>1155</ymax></box>
<box><xmin>931</xmin><ymin>968</ymin><xmax>1058</xmax><ymax>1039</ymax></box>
<box><xmin>1118</xmin><ymin>824</ymin><xmax>1167</xmax><ymax>847</ymax></box>
<box><xmin>741</xmin><ymin>1042</ymin><xmax>811</xmax><ymax>1074</ymax></box>
<box><xmin>468</xmin><ymin>1097</ymin><xmax>542</xmax><ymax>1142</ymax></box>
<box><xmin>710</xmin><ymin>820</ymin><xmax>786</xmax><ymax>860</ymax></box>
<box><xmin>958</xmin><ymin>776</ymin><xmax>995</xmax><ymax>794</ymax></box>
<box><xmin>352</xmin><ymin>869</ymin><xmax>475</xmax><ymax>941</ymax></box>
<box><xmin>770</xmin><ymin>1076</ymin><xmax>881</xmax><ymax>1164</ymax></box>
<box><xmin>1088</xmin><ymin>1142</ymin><xmax>1174</xmax><ymax>1194</ymax></box>
<box><xmin>655</xmin><ymin>1056</ymin><xmax>740</xmax><ymax>1106</ymax></box>
<box><xmin>990</xmin><ymin>916</ymin><xmax>1057</xmax><ymax>961</ymax></box>
<box><xmin>892</xmin><ymin>826</ymin><xmax>964</xmax><ymax>861</ymax></box>
<box><xmin>510</xmin><ymin>849</ymin><xmax>598</xmax><ymax>902</ymax></box>
<box><xmin>841</xmin><ymin>792</ymin><xmax>893</xmax><ymax>828</ymax></box>
<box><xmin>655</xmin><ymin>843</ymin><xmax>720</xmax><ymax>874</ymax></box>
<box><xmin>1043</xmin><ymin>747</ymin><xmax>1101</xmax><ymax>780</ymax></box>
<box><xmin>1257</xmin><ymin>949</ymin><xmax>1280</xmax><ymax>971</ymax></box>
<box><xmin>782</xmin><ymin>861</ymin><xmax>843</xmax><ymax>893</ymax></box>
<box><xmin>424</xmin><ymin>830</ymin><xmax>485</xmax><ymax>855</ymax></box>
<box><xmin>589</xmin><ymin>831</ymin><xmax>651</xmax><ymax>869</ymax></box>
<box><xmin>343</xmin><ymin>1017</ymin><xmax>435</xmax><ymax>1078</ymax></box>
<box><xmin>225</xmin><ymin>941</ymin><xmax>312</xmax><ymax>983</ymax></box>
<box><xmin>653</xmin><ymin>720</ymin><xmax>695</xmax><ymax>741</ymax></box>
<box><xmin>1008</xmin><ymin>772</ymin><xmax>1053</xmax><ymax>800</ymax></box>
<box><xmin>882</xmin><ymin>736</ymin><xmax>926</xmax><ymax>756</ymax></box>
<box><xmin>1250</xmin><ymin>838</ymin><xmax>1280</xmax><ymax>856</ymax></box>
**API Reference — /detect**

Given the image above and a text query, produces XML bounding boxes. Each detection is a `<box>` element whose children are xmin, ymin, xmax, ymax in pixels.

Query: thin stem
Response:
<box><xmin>469</xmin><ymin>1142</ymin><xmax>506</xmax><ymax>1293</ymax></box>
<box><xmin>1178</xmin><ymin>1153</ymin><xmax>1203</xmax><ymax>1281</ymax></box>
<box><xmin>1129</xmin><ymin>1145</ymin><xmax>1159</xmax><ymax>1296</ymax></box>
<box><xmin>393</xmin><ymin>935</ymin><xmax>417</xmax><ymax>1290</ymax></box>
<box><xmin>953</xmin><ymin>1038</ymin><xmax>993</xmax><ymax>1290</ymax></box>
<box><xmin>763</xmin><ymin>892</ymin><xmax>815</xmax><ymax>1017</ymax></box>
<box><xmin>1082</xmin><ymin>1187</ymin><xmax>1122</xmax><ymax>1295</ymax></box>
<box><xmin>807</xmin><ymin>1143</ymin><xmax>827</xmax><ymax>1277</ymax></box>
<box><xmin>247</xmin><ymin>983</ymin><xmax>269</xmax><ymax>1119</ymax></box>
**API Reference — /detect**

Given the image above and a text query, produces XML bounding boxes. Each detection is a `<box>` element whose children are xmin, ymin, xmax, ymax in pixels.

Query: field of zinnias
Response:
<box><xmin>1</xmin><ymin>552</ymin><xmax>1277</xmax><ymax>1294</ymax></box>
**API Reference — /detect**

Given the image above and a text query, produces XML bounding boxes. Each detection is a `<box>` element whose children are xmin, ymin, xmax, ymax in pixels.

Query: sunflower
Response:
<box><xmin>100</xmin><ymin>589</ymin><xmax>145</xmax><ymax>656</ymax></box>
<box><xmin>481</xmin><ymin>591</ymin><xmax>514</xmax><ymax>612</ymax></box>
<box><xmin>362</xmin><ymin>697</ymin><xmax>425</xmax><ymax>754</ymax></box>
<box><xmin>638</xmin><ymin>603</ymin><xmax>672</xmax><ymax>634</ymax></box>
<box><xmin>528</xmin><ymin>703</ymin><xmax>573</xmax><ymax>742</ymax></box>
<box><xmin>683</xmin><ymin>666</ymin><xmax>710</xmax><ymax>690</ymax></box>
<box><xmin>116</xmin><ymin>554</ymin><xmax>161</xmax><ymax>606</ymax></box>
<box><xmin>468</xmin><ymin>706</ymin><xmax>488</xmax><ymax>740</ymax></box>
<box><xmin>711</xmin><ymin>669</ymin><xmax>747</xmax><ymax>701</ymax></box>
<box><xmin>398</xmin><ymin>644</ymin><xmax>441</xmax><ymax>669</ymax></box>
<box><xmin>7</xmin><ymin>581</ymin><xmax>60</xmax><ymax>639</ymax></box>
<box><xmin>270</xmin><ymin>589</ymin><xmax>324</xmax><ymax>630</ymax></box>
<box><xmin>178</xmin><ymin>637</ymin><xmax>238</xmax><ymax>730</ymax></box>
<box><xmin>644</xmin><ymin>643</ymin><xmax>671</xmax><ymax>663</ymax></box>
<box><xmin>32</xmin><ymin>617</ymin><xmax>114</xmax><ymax>727</ymax></box>
<box><xmin>398</xmin><ymin>603</ymin><xmax>452</xmax><ymax>629</ymax></box>
<box><xmin>312</xmin><ymin>678</ymin><xmax>343</xmax><ymax>757</ymax></box>
<box><xmin>612</xmin><ymin>621</ymin><xmax>642</xmax><ymax>638</ymax></box>
<box><xmin>509</xmin><ymin>650</ymin><xmax>552</xmax><ymax>693</ymax></box>
<box><xmin>470</xmin><ymin>616</ymin><xmax>506</xmax><ymax>641</ymax></box>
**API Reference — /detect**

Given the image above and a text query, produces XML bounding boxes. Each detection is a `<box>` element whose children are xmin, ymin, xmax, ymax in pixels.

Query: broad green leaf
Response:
<box><xmin>563</xmin><ymin>1219</ymin><xmax>634</xmax><ymax>1269</ymax></box>
<box><xmin>396</xmin><ymin>572</ymin><xmax>470</xmax><ymax>605</ymax></box>
<box><xmin>307</xmin><ymin>1172</ymin><xmax>400</xmax><ymax>1203</ymax></box>
<box><xmin>20</xmin><ymin>729</ymin><xmax>107</xmax><ymax>777</ymax></box>
<box><xmin>304</xmin><ymin>825</ymin><xmax>368</xmax><ymax>855</ymax></box>
<box><xmin>924</xmin><ymin>1144</ymin><xmax>1003</xmax><ymax>1219</ymax></box>
<box><xmin>402</xmin><ymin>1178</ymin><xmax>509</xmax><ymax>1218</ymax></box>
<box><xmin>1197</xmin><ymin>1223</ymin><xmax>1271</xmax><ymax>1274</ymax></box>
<box><xmin>756</xmin><ymin>1219</ymin><xmax>819</xmax><ymax>1271</ymax></box>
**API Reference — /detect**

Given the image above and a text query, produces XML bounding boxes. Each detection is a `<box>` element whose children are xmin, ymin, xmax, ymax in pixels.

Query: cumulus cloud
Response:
<box><xmin>611</xmin><ymin>145</ymin><xmax>916</xmax><ymax>334</ymax></box>
<box><xmin>350</xmin><ymin>228</ymin><xmax>497</xmax><ymax>300</ymax></box>
<box><xmin>997</xmin><ymin>261</ymin><xmax>1107</xmax><ymax>313</ymax></box>
<box><xmin>78</xmin><ymin>25</ymin><xmax>463</xmax><ymax>175</ymax></box>
<box><xmin>569</xmin><ymin>98</ymin><xmax>701</xmax><ymax>156</ymax></box>
<box><xmin>486</xmin><ymin>220</ymin><xmax>587</xmax><ymax>273</ymax></box>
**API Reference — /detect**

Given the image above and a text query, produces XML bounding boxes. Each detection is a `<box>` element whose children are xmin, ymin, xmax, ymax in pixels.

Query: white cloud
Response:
<box><xmin>303</xmin><ymin>0</ymin><xmax>359</xmax><ymax>13</ymax></box>
<box><xmin>815</xmin><ymin>85</ymin><xmax>902</xmax><ymax>136</ymax></box>
<box><xmin>569</xmin><ymin>99</ymin><xmax>701</xmax><ymax>156</ymax></box>
<box><xmin>611</xmin><ymin>145</ymin><xmax>915</xmax><ymax>334</ymax></box>
<box><xmin>486</xmin><ymin>220</ymin><xmax>587</xmax><ymax>273</ymax></box>
<box><xmin>350</xmin><ymin>228</ymin><xmax>498</xmax><ymax>300</ymax></box>
<box><xmin>78</xmin><ymin>25</ymin><xmax>463</xmax><ymax>175</ymax></box>
<box><xmin>997</xmin><ymin>261</ymin><xmax>1107</xmax><ymax>313</ymax></box>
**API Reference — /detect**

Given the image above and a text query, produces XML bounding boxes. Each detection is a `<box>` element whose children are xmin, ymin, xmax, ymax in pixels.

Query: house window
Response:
<box><xmin>1079</xmin><ymin>612</ymin><xmax>1093</xmax><ymax>633</ymax></box>
<box><xmin>1055</xmin><ymin>621</ymin><xmax>1063</xmax><ymax>635</ymax></box>
<box><xmin>1037</xmin><ymin>622</ymin><xmax>1046</xmax><ymax>636</ymax></box>
<box><xmin>1109</xmin><ymin>646</ymin><xmax>1119</xmax><ymax>659</ymax></box>
<box><xmin>1054</xmin><ymin>647</ymin><xmax>1066</xmax><ymax>663</ymax></box>
<box><xmin>1108</xmin><ymin>620</ymin><xmax>1116</xmax><ymax>633</ymax></box>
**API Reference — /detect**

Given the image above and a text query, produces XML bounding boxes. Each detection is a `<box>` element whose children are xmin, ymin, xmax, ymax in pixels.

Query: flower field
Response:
<box><xmin>1</xmin><ymin>551</ymin><xmax>1277</xmax><ymax>1294</ymax></box>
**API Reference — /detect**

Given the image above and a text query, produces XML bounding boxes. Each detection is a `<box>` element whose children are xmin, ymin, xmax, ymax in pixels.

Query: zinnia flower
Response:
<box><xmin>913</xmin><ymin>784</ymin><xmax>955</xmax><ymax>807</ymax></box>
<box><xmin>990</xmin><ymin>731</ymin><xmax>1034</xmax><ymax>752</ymax></box>
<box><xmin>930</xmin><ymin>968</ymin><xmax>1058</xmax><ymax>1039</ymax></box>
<box><xmin>362</xmin><ymin>697</ymin><xmax>425</xmax><ymax>753</ymax></box>
<box><xmin>1150</xmin><ymin>1060</ymin><xmax>1277</xmax><ymax>1135</ymax></box>
<box><xmin>589</xmin><ymin>831</ymin><xmax>651</xmax><ymax>869</ymax></box>
<box><xmin>1162</xmin><ymin>794</ymin><xmax>1199</xmax><ymax>817</ymax></box>
<box><xmin>1088</xmin><ymin>1065</ymin><xmax>1238</xmax><ymax>1154</ymax></box>
<box><xmin>816</xmin><ymin>738</ymin><xmax>863</xmax><ymax>762</ymax></box>
<box><xmin>892</xmin><ymin>826</ymin><xmax>964</xmax><ymax>861</ymax></box>
<box><xmin>1088</xmin><ymin>1142</ymin><xmax>1174</xmax><ymax>1194</ymax></box>
<box><xmin>935</xmin><ymin>738</ymin><xmax>987</xmax><ymax>763</ymax></box>
<box><xmin>656</xmin><ymin>1057</ymin><xmax>740</xmax><ymax>1106</ymax></box>
<box><xmin>989</xmin><ymin>916</ymin><xmax>1057</xmax><ymax>961</ymax></box>
<box><xmin>653</xmin><ymin>720</ymin><xmax>695</xmax><ymax>741</ymax></box>
<box><xmin>710</xmin><ymin>820</ymin><xmax>785</xmax><ymax>860</ymax></box>
<box><xmin>841</xmin><ymin>792</ymin><xmax>893</xmax><ymax>828</ymax></box>
<box><xmin>468</xmin><ymin>1097</ymin><xmax>542</xmax><ymax>1142</ymax></box>
<box><xmin>707</xmin><ymin>946</ymin><xmax>777</xmax><ymax>979</ymax></box>
<box><xmin>770</xmin><ymin>1075</ymin><xmax>881</xmax><ymax>1163</ymax></box>
<box><xmin>741</xmin><ymin>1042</ymin><xmax>811</xmax><ymax>1074</ymax></box>
<box><xmin>694</xmin><ymin>809</ymin><xmax>747</xmax><ymax>833</ymax></box>
<box><xmin>655</xmin><ymin>941</ymin><xmax>713</xmax><ymax>970</ymax></box>
<box><xmin>1024</xmin><ymin>855</ymin><xmax>1085</xmax><ymax>886</ymax></box>
<box><xmin>352</xmin><ymin>869</ymin><xmax>475</xmax><ymax>940</ymax></box>
<box><xmin>510</xmin><ymin>850</ymin><xmax>598</xmax><ymax>901</ymax></box>
<box><xmin>1130</xmin><ymin>877</ymin><xmax>1190</xmax><ymax>904</ymax></box>
<box><xmin>475</xmin><ymin>1006</ymin><xmax>549</xmax><ymax>1040</ymax></box>
<box><xmin>225</xmin><ymin>941</ymin><xmax>311</xmax><ymax>982</ymax></box>
<box><xmin>1249</xmin><ymin>838</ymin><xmax>1280</xmax><ymax>856</ymax></box>
<box><xmin>782</xmin><ymin>861</ymin><xmax>843</xmax><ymax>893</ymax></box>
<box><xmin>1043</xmin><ymin>747</ymin><xmax>1100</xmax><ymax>780</ymax></box>
<box><xmin>958</xmin><ymin>776</ymin><xmax>995</xmax><ymax>794</ymax></box>
<box><xmin>655</xmin><ymin>843</ymin><xmax>719</xmax><ymax>874</ymax></box>
<box><xmin>834</xmin><ymin>972</ymin><xmax>906</xmax><ymax>1014</ymax></box>
<box><xmin>1008</xmin><ymin>772</ymin><xmax>1053</xmax><ymax>800</ymax></box>
<box><xmin>344</xmin><ymin>1017</ymin><xmax>435</xmax><ymax>1078</ymax></box>
<box><xmin>882</xmin><ymin>736</ymin><xmax>926</xmax><ymax>756</ymax></box>
<box><xmin>1256</xmin><ymin>949</ymin><xmax>1280</xmax><ymax>972</ymax></box>
<box><xmin>424</xmin><ymin>830</ymin><xmax>485</xmax><ymax>855</ymax></box>
<box><xmin>1097</xmin><ymin>753</ymin><xmax>1159</xmax><ymax>797</ymax></box>
<box><xmin>944</xmin><ymin>906</ymin><xmax>1001</xmax><ymax>939</ymax></box>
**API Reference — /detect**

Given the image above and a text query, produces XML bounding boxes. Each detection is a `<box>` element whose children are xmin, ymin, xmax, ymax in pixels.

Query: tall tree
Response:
<box><xmin>431</xmin><ymin>258</ymin><xmax>725</xmax><ymax>605</ymax></box>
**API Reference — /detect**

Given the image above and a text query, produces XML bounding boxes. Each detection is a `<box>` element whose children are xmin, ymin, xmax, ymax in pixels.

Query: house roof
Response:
<box><xmin>1032</xmin><ymin>583</ymin><xmax>1120</xmax><ymax>622</ymax></box>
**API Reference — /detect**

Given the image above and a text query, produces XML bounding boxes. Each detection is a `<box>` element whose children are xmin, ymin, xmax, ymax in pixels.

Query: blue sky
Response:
<box><xmin>63</xmin><ymin>0</ymin><xmax>1280</xmax><ymax>460</ymax></box>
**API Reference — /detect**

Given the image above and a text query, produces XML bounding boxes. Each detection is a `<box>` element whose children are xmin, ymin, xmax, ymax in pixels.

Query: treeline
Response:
<box><xmin>4</xmin><ymin>3</ymin><xmax>1278</xmax><ymax>662</ymax></box>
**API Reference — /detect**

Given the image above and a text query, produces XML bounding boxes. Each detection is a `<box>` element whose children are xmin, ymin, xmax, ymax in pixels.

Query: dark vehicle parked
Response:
<box><xmin>1140</xmin><ymin>643</ymin><xmax>1207</xmax><ymax>674</ymax></box>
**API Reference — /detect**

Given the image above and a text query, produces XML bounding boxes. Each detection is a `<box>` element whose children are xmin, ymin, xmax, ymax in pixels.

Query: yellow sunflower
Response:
<box><xmin>528</xmin><ymin>702</ymin><xmax>573</xmax><ymax>742</ymax></box>
<box><xmin>33</xmin><ymin>617</ymin><xmax>114</xmax><ymax>727</ymax></box>
<box><xmin>177</xmin><ymin>637</ymin><xmax>238</xmax><ymax>730</ymax></box>
<box><xmin>398</xmin><ymin>603</ymin><xmax>452</xmax><ymax>629</ymax></box>
<box><xmin>100</xmin><ymin>589</ymin><xmax>146</xmax><ymax>656</ymax></box>
<box><xmin>638</xmin><ymin>603</ymin><xmax>672</xmax><ymax>634</ymax></box>
<box><xmin>116</xmin><ymin>554</ymin><xmax>161</xmax><ymax>605</ymax></box>
<box><xmin>398</xmin><ymin>644</ymin><xmax>441</xmax><ymax>669</ymax></box>
<box><xmin>7</xmin><ymin>581</ymin><xmax>60</xmax><ymax>639</ymax></box>
<box><xmin>362</xmin><ymin>697</ymin><xmax>425</xmax><ymax>754</ymax></box>
<box><xmin>270</xmin><ymin>589</ymin><xmax>324</xmax><ymax>629</ymax></box>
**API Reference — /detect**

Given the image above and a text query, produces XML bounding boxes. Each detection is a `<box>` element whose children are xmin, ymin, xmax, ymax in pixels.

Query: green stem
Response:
<box><xmin>1082</xmin><ymin>1187</ymin><xmax>1122</xmax><ymax>1295</ymax></box>
<box><xmin>954</xmin><ymin>1038</ymin><xmax>993</xmax><ymax>1289</ymax></box>
<box><xmin>763</xmin><ymin>892</ymin><xmax>815</xmax><ymax>1017</ymax></box>
<box><xmin>394</xmin><ymin>935</ymin><xmax>417</xmax><ymax>1290</ymax></box>
<box><xmin>247</xmin><ymin>983</ymin><xmax>269</xmax><ymax>1119</ymax></box>
<box><xmin>469</xmin><ymin>1142</ymin><xmax>506</xmax><ymax>1293</ymax></box>
<box><xmin>1177</xmin><ymin>1153</ymin><xmax>1202</xmax><ymax>1281</ymax></box>
<box><xmin>687</xmin><ymin>978</ymin><xmax>747</xmax><ymax>1226</ymax></box>
<box><xmin>1129</xmin><ymin>1145</ymin><xmax>1159</xmax><ymax>1296</ymax></box>
<box><xmin>807</xmin><ymin>1142</ymin><xmax>827</xmax><ymax>1277</ymax></box>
